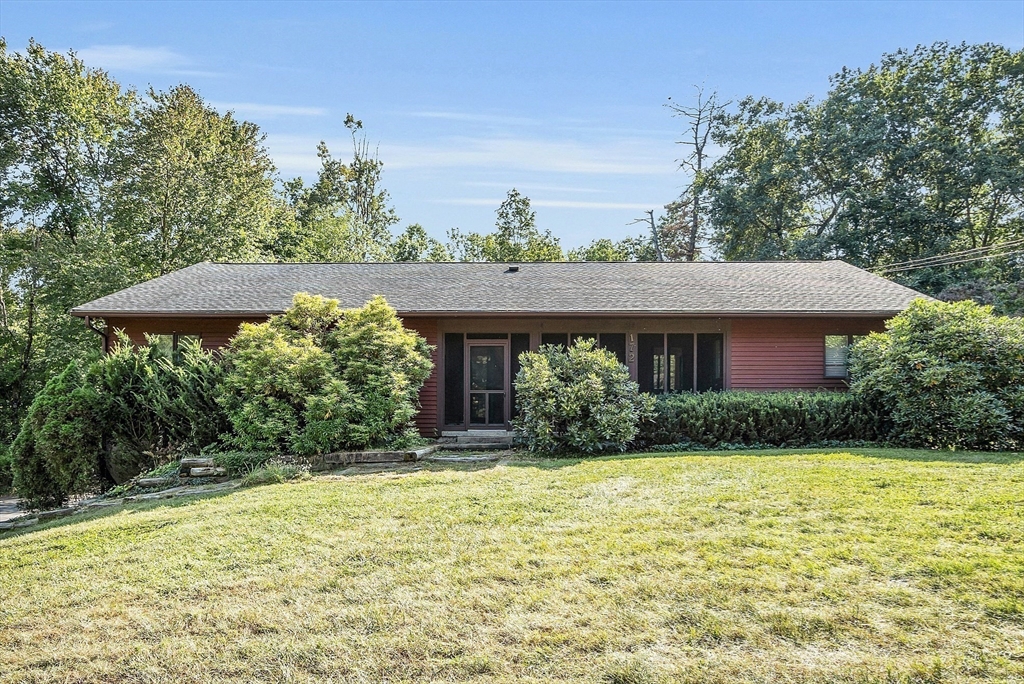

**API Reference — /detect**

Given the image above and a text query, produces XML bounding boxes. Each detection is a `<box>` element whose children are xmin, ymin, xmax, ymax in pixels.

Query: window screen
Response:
<box><xmin>541</xmin><ymin>333</ymin><xmax>568</xmax><ymax>349</ymax></box>
<box><xmin>667</xmin><ymin>334</ymin><xmax>695</xmax><ymax>392</ymax></box>
<box><xmin>444</xmin><ymin>333</ymin><xmax>465</xmax><ymax>425</ymax></box>
<box><xmin>825</xmin><ymin>335</ymin><xmax>852</xmax><ymax>378</ymax></box>
<box><xmin>599</xmin><ymin>333</ymin><xmax>627</xmax><ymax>366</ymax></box>
<box><xmin>696</xmin><ymin>333</ymin><xmax>724</xmax><ymax>391</ymax></box>
<box><xmin>510</xmin><ymin>333</ymin><xmax>531</xmax><ymax>417</ymax></box>
<box><xmin>637</xmin><ymin>333</ymin><xmax>665</xmax><ymax>394</ymax></box>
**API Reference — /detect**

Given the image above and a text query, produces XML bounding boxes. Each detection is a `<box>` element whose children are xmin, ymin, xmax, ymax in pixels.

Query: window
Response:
<box><xmin>825</xmin><ymin>335</ymin><xmax>854</xmax><ymax>378</ymax></box>
<box><xmin>146</xmin><ymin>333</ymin><xmax>201</xmax><ymax>360</ymax></box>
<box><xmin>444</xmin><ymin>333</ymin><xmax>465</xmax><ymax>425</ymax></box>
<box><xmin>541</xmin><ymin>333</ymin><xmax>568</xmax><ymax>349</ymax></box>
<box><xmin>638</xmin><ymin>333</ymin><xmax>724</xmax><ymax>393</ymax></box>
<box><xmin>597</xmin><ymin>333</ymin><xmax>627</xmax><ymax>366</ymax></box>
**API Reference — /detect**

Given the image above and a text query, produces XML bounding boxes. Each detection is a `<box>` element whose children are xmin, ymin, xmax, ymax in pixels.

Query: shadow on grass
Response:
<box><xmin>5</xmin><ymin>446</ymin><xmax>1020</xmax><ymax>541</ymax></box>
<box><xmin>0</xmin><ymin>485</ymin><xmax>244</xmax><ymax>542</ymax></box>
<box><xmin>502</xmin><ymin>446</ymin><xmax>1024</xmax><ymax>469</ymax></box>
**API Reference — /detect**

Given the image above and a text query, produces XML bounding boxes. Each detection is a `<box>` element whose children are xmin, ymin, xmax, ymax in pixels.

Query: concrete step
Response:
<box><xmin>440</xmin><ymin>442</ymin><xmax>514</xmax><ymax>451</ymax></box>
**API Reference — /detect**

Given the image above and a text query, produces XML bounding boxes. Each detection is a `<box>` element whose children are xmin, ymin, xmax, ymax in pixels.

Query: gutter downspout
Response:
<box><xmin>84</xmin><ymin>315</ymin><xmax>109</xmax><ymax>353</ymax></box>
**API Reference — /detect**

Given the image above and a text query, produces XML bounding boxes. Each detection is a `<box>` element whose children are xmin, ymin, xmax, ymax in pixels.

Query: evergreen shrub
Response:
<box><xmin>637</xmin><ymin>390</ymin><xmax>889</xmax><ymax>450</ymax></box>
<box><xmin>218</xmin><ymin>293</ymin><xmax>433</xmax><ymax>455</ymax></box>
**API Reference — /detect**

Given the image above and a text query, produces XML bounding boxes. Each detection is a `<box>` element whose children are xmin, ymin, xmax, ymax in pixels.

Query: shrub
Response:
<box><xmin>240</xmin><ymin>461</ymin><xmax>310</xmax><ymax>488</ymax></box>
<box><xmin>850</xmin><ymin>298</ymin><xmax>1024</xmax><ymax>450</ymax></box>
<box><xmin>514</xmin><ymin>340</ymin><xmax>654</xmax><ymax>453</ymax></box>
<box><xmin>637</xmin><ymin>390</ymin><xmax>889</xmax><ymax>449</ymax></box>
<box><xmin>219</xmin><ymin>293</ymin><xmax>433</xmax><ymax>455</ymax></box>
<box><xmin>209</xmin><ymin>450</ymin><xmax>276</xmax><ymax>477</ymax></box>
<box><xmin>0</xmin><ymin>444</ymin><xmax>13</xmax><ymax>494</ymax></box>
<box><xmin>12</xmin><ymin>360</ymin><xmax>108</xmax><ymax>509</ymax></box>
<box><xmin>11</xmin><ymin>338</ymin><xmax>228</xmax><ymax>508</ymax></box>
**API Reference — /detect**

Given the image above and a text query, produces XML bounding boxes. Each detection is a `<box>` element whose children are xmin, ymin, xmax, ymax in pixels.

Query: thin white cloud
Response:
<box><xmin>265</xmin><ymin>133</ymin><xmax>676</xmax><ymax>179</ymax></box>
<box><xmin>408</xmin><ymin>111</ymin><xmax>540</xmax><ymax>126</ymax></box>
<box><xmin>464</xmin><ymin>181</ymin><xmax>605</xmax><ymax>194</ymax></box>
<box><xmin>382</xmin><ymin>137</ymin><xmax>671</xmax><ymax>175</ymax></box>
<box><xmin>437</xmin><ymin>198</ymin><xmax>659</xmax><ymax>210</ymax></box>
<box><xmin>211</xmin><ymin>102</ymin><xmax>327</xmax><ymax>118</ymax></box>
<box><xmin>75</xmin><ymin>44</ymin><xmax>223</xmax><ymax>77</ymax></box>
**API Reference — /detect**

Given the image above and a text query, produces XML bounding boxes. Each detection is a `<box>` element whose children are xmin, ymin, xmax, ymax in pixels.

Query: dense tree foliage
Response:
<box><xmin>699</xmin><ymin>43</ymin><xmax>1023</xmax><ymax>302</ymax></box>
<box><xmin>448</xmin><ymin>189</ymin><xmax>564</xmax><ymax>262</ymax></box>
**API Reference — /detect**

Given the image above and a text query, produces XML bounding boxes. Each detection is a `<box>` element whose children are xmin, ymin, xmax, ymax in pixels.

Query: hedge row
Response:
<box><xmin>636</xmin><ymin>390</ymin><xmax>891</xmax><ymax>449</ymax></box>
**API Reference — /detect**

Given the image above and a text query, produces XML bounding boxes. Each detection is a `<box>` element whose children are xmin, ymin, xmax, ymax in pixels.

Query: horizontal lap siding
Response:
<box><xmin>103</xmin><ymin>317</ymin><xmax>263</xmax><ymax>351</ymax></box>
<box><xmin>402</xmin><ymin>318</ymin><xmax>439</xmax><ymax>437</ymax></box>
<box><xmin>729</xmin><ymin>317</ymin><xmax>887</xmax><ymax>390</ymax></box>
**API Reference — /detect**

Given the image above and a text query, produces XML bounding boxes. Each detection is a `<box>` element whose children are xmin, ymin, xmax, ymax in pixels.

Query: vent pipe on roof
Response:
<box><xmin>506</xmin><ymin>265</ymin><xmax>520</xmax><ymax>273</ymax></box>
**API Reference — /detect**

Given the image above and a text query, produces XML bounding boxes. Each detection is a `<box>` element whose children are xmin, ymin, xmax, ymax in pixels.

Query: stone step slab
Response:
<box><xmin>189</xmin><ymin>466</ymin><xmax>227</xmax><ymax>477</ymax></box>
<box><xmin>179</xmin><ymin>458</ymin><xmax>215</xmax><ymax>473</ymax></box>
<box><xmin>137</xmin><ymin>477</ymin><xmax>176</xmax><ymax>488</ymax></box>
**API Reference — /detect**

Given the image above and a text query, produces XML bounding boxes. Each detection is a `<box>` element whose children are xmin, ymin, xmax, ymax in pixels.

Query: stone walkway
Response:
<box><xmin>0</xmin><ymin>496</ymin><xmax>22</xmax><ymax>523</ymax></box>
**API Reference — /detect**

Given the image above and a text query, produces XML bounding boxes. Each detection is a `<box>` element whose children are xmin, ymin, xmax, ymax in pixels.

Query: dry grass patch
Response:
<box><xmin>1</xmin><ymin>448</ymin><xmax>1023</xmax><ymax>683</ymax></box>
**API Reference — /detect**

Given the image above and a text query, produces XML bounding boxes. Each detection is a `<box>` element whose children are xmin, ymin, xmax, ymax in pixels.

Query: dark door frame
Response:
<box><xmin>464</xmin><ymin>340</ymin><xmax>510</xmax><ymax>429</ymax></box>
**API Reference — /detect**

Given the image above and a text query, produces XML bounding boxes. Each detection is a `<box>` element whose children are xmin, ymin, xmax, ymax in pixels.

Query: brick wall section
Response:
<box><xmin>729</xmin><ymin>317</ymin><xmax>887</xmax><ymax>390</ymax></box>
<box><xmin>402</xmin><ymin>317</ymin><xmax>439</xmax><ymax>437</ymax></box>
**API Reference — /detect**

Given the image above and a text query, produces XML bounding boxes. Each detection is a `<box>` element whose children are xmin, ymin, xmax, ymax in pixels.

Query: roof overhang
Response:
<box><xmin>71</xmin><ymin>309</ymin><xmax>906</xmax><ymax>319</ymax></box>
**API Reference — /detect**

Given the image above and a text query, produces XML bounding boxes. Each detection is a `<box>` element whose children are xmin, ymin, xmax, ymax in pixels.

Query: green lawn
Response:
<box><xmin>1</xmin><ymin>449</ymin><xmax>1023</xmax><ymax>683</ymax></box>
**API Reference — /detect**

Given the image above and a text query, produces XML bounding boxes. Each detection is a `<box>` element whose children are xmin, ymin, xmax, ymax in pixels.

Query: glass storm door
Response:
<box><xmin>467</xmin><ymin>344</ymin><xmax>507</xmax><ymax>427</ymax></box>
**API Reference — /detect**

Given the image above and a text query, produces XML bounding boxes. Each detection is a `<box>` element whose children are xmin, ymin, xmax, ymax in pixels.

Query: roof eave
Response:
<box><xmin>71</xmin><ymin>308</ymin><xmax>911</xmax><ymax>319</ymax></box>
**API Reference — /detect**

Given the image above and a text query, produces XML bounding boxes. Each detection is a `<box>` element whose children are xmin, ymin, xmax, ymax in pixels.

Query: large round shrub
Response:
<box><xmin>850</xmin><ymin>299</ymin><xmax>1024</xmax><ymax>450</ymax></box>
<box><xmin>218</xmin><ymin>293</ymin><xmax>433</xmax><ymax>455</ymax></box>
<box><xmin>514</xmin><ymin>340</ymin><xmax>654</xmax><ymax>453</ymax></box>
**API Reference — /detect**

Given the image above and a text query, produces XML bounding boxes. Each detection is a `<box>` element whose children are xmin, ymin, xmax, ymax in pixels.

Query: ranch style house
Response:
<box><xmin>71</xmin><ymin>260</ymin><xmax>925</xmax><ymax>437</ymax></box>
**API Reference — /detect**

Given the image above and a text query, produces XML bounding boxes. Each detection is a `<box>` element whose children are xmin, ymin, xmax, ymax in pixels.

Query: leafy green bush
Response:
<box><xmin>514</xmin><ymin>340</ymin><xmax>654</xmax><ymax>453</ymax></box>
<box><xmin>850</xmin><ymin>299</ymin><xmax>1024</xmax><ymax>450</ymax></box>
<box><xmin>637</xmin><ymin>390</ymin><xmax>889</xmax><ymax>449</ymax></box>
<box><xmin>219</xmin><ymin>293</ymin><xmax>433</xmax><ymax>455</ymax></box>
<box><xmin>0</xmin><ymin>444</ymin><xmax>13</xmax><ymax>494</ymax></box>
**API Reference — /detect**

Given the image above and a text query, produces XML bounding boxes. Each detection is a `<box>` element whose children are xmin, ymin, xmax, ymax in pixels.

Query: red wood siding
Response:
<box><xmin>104</xmin><ymin>316</ymin><xmax>264</xmax><ymax>351</ymax></box>
<box><xmin>729</xmin><ymin>317</ymin><xmax>887</xmax><ymax>390</ymax></box>
<box><xmin>402</xmin><ymin>317</ymin><xmax>439</xmax><ymax>437</ymax></box>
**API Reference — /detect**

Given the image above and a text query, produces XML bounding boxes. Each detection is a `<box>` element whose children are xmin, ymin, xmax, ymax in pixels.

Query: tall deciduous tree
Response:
<box><xmin>448</xmin><ymin>189</ymin><xmax>563</xmax><ymax>262</ymax></box>
<box><xmin>0</xmin><ymin>40</ymin><xmax>133</xmax><ymax>451</ymax></box>
<box><xmin>280</xmin><ymin>115</ymin><xmax>400</xmax><ymax>262</ymax></box>
<box><xmin>110</xmin><ymin>85</ymin><xmax>279</xmax><ymax>278</ymax></box>
<box><xmin>666</xmin><ymin>87</ymin><xmax>729</xmax><ymax>261</ymax></box>
<box><xmin>704</xmin><ymin>42</ymin><xmax>1024</xmax><ymax>297</ymax></box>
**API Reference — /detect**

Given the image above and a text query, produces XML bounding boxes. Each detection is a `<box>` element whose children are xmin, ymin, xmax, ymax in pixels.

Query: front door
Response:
<box><xmin>466</xmin><ymin>343</ymin><xmax>508</xmax><ymax>427</ymax></box>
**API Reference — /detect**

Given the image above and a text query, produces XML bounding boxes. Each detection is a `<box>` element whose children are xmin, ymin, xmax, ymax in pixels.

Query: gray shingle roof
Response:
<box><xmin>71</xmin><ymin>261</ymin><xmax>926</xmax><ymax>318</ymax></box>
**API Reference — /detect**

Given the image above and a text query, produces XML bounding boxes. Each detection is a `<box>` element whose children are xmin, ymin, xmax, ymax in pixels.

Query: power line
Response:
<box><xmin>877</xmin><ymin>247</ymin><xmax>1024</xmax><ymax>274</ymax></box>
<box><xmin>874</xmin><ymin>239</ymin><xmax>1024</xmax><ymax>274</ymax></box>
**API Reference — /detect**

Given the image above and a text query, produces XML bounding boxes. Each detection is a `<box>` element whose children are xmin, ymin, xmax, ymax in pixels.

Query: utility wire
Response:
<box><xmin>877</xmin><ymin>246</ymin><xmax>1024</xmax><ymax>274</ymax></box>
<box><xmin>874</xmin><ymin>239</ymin><xmax>1024</xmax><ymax>274</ymax></box>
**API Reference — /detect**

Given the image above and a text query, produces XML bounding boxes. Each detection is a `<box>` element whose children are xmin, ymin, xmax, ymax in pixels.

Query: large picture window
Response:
<box><xmin>638</xmin><ymin>333</ymin><xmax>724</xmax><ymax>393</ymax></box>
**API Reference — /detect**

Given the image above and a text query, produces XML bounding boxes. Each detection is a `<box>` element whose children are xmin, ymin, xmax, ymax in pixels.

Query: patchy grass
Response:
<box><xmin>1</xmin><ymin>448</ymin><xmax>1023</xmax><ymax>683</ymax></box>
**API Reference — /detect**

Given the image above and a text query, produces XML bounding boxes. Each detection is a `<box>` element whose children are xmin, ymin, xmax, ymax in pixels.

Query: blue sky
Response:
<box><xmin>2</xmin><ymin>1</ymin><xmax>1022</xmax><ymax>248</ymax></box>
